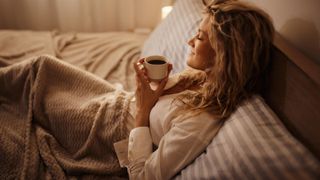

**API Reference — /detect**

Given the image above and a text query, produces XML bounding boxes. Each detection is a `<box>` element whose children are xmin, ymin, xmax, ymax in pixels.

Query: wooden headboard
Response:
<box><xmin>263</xmin><ymin>33</ymin><xmax>320</xmax><ymax>160</ymax></box>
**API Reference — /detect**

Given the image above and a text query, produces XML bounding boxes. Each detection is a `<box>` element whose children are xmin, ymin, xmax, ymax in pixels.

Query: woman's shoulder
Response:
<box><xmin>170</xmin><ymin>107</ymin><xmax>222</xmax><ymax>144</ymax></box>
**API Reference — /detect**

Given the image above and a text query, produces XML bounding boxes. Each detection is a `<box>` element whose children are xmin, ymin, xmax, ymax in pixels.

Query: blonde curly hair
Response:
<box><xmin>177</xmin><ymin>0</ymin><xmax>275</xmax><ymax>120</ymax></box>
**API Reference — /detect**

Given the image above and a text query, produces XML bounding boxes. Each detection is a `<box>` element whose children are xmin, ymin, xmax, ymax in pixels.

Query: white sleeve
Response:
<box><xmin>128</xmin><ymin>127</ymin><xmax>153</xmax><ymax>163</ymax></box>
<box><xmin>113</xmin><ymin>127</ymin><xmax>152</xmax><ymax>169</ymax></box>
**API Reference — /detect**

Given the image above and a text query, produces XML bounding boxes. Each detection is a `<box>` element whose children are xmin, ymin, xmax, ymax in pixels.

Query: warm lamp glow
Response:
<box><xmin>161</xmin><ymin>6</ymin><xmax>173</xmax><ymax>19</ymax></box>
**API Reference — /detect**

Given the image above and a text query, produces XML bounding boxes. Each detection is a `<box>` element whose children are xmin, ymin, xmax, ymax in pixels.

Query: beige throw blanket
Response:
<box><xmin>0</xmin><ymin>30</ymin><xmax>147</xmax><ymax>91</ymax></box>
<box><xmin>0</xmin><ymin>55</ymin><xmax>134</xmax><ymax>179</ymax></box>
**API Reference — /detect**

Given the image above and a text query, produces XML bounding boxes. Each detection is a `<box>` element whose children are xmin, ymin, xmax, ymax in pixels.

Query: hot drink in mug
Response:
<box><xmin>144</xmin><ymin>55</ymin><xmax>169</xmax><ymax>81</ymax></box>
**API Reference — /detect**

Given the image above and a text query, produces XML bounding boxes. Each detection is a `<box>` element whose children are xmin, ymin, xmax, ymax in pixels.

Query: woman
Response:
<box><xmin>124</xmin><ymin>0</ymin><xmax>275</xmax><ymax>179</ymax></box>
<box><xmin>0</xmin><ymin>0</ymin><xmax>274</xmax><ymax>179</ymax></box>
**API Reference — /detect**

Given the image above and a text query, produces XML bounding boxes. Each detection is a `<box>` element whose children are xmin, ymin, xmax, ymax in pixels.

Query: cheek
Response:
<box><xmin>187</xmin><ymin>42</ymin><xmax>215</xmax><ymax>70</ymax></box>
<box><xmin>187</xmin><ymin>54</ymin><xmax>208</xmax><ymax>70</ymax></box>
<box><xmin>197</xmin><ymin>47</ymin><xmax>214</xmax><ymax>66</ymax></box>
<box><xmin>195</xmin><ymin>42</ymin><xmax>211</xmax><ymax>56</ymax></box>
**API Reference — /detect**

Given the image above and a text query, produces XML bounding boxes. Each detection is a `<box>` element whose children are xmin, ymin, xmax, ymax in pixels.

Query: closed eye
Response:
<box><xmin>196</xmin><ymin>34</ymin><xmax>203</xmax><ymax>40</ymax></box>
<box><xmin>196</xmin><ymin>37</ymin><xmax>202</xmax><ymax>40</ymax></box>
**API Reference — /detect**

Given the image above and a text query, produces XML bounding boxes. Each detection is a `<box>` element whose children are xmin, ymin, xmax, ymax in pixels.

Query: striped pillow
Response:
<box><xmin>140</xmin><ymin>0</ymin><xmax>203</xmax><ymax>74</ymax></box>
<box><xmin>174</xmin><ymin>95</ymin><xmax>320</xmax><ymax>179</ymax></box>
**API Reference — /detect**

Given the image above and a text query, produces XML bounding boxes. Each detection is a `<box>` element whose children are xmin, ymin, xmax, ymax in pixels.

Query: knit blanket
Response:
<box><xmin>0</xmin><ymin>30</ymin><xmax>147</xmax><ymax>92</ymax></box>
<box><xmin>0</xmin><ymin>55</ymin><xmax>133</xmax><ymax>179</ymax></box>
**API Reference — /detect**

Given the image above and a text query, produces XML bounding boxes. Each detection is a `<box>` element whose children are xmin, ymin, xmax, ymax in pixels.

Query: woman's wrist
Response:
<box><xmin>135</xmin><ymin>110</ymin><xmax>151</xmax><ymax>127</ymax></box>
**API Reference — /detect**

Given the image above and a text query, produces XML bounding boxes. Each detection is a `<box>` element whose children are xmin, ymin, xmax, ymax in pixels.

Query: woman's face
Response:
<box><xmin>186</xmin><ymin>15</ymin><xmax>215</xmax><ymax>71</ymax></box>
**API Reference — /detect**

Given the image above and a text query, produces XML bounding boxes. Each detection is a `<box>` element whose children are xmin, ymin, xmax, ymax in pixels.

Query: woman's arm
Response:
<box><xmin>127</xmin><ymin>111</ymin><xmax>221</xmax><ymax>180</ymax></box>
<box><xmin>133</xmin><ymin>59</ymin><xmax>171</xmax><ymax>127</ymax></box>
<box><xmin>129</xmin><ymin>60</ymin><xmax>220</xmax><ymax>179</ymax></box>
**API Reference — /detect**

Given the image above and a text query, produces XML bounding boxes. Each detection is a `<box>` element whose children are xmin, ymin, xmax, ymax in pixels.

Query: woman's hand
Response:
<box><xmin>133</xmin><ymin>58</ymin><xmax>172</xmax><ymax>127</ymax></box>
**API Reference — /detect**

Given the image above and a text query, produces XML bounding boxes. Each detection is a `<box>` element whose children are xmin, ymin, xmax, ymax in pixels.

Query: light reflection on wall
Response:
<box><xmin>161</xmin><ymin>6</ymin><xmax>173</xmax><ymax>19</ymax></box>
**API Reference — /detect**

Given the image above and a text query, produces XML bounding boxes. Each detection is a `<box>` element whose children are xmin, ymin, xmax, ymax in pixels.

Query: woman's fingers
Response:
<box><xmin>155</xmin><ymin>63</ymin><xmax>172</xmax><ymax>95</ymax></box>
<box><xmin>133</xmin><ymin>61</ymin><xmax>150</xmax><ymax>88</ymax></box>
<box><xmin>136</xmin><ymin>58</ymin><xmax>148</xmax><ymax>78</ymax></box>
<box><xmin>168</xmin><ymin>63</ymin><xmax>173</xmax><ymax>74</ymax></box>
<box><xmin>138</xmin><ymin>59</ymin><xmax>150</xmax><ymax>82</ymax></box>
<box><xmin>138</xmin><ymin>58</ymin><xmax>145</xmax><ymax>63</ymax></box>
<box><xmin>155</xmin><ymin>77</ymin><xmax>168</xmax><ymax>95</ymax></box>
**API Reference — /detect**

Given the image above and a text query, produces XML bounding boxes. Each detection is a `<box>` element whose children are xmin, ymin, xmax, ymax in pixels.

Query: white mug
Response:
<box><xmin>144</xmin><ymin>55</ymin><xmax>169</xmax><ymax>81</ymax></box>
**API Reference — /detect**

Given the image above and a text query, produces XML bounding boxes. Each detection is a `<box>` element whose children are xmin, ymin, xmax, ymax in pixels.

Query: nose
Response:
<box><xmin>188</xmin><ymin>36</ymin><xmax>195</xmax><ymax>47</ymax></box>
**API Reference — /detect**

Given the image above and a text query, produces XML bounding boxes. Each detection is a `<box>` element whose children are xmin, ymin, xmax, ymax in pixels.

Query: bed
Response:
<box><xmin>1</xmin><ymin>0</ymin><xmax>319</xmax><ymax>179</ymax></box>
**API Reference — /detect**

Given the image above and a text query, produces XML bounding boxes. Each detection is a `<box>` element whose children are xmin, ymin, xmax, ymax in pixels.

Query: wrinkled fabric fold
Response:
<box><xmin>0</xmin><ymin>55</ymin><xmax>134</xmax><ymax>179</ymax></box>
<box><xmin>0</xmin><ymin>30</ymin><xmax>147</xmax><ymax>91</ymax></box>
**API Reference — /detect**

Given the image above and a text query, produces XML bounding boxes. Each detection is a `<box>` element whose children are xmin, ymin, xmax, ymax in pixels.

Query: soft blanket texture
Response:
<box><xmin>0</xmin><ymin>55</ymin><xmax>134</xmax><ymax>179</ymax></box>
<box><xmin>0</xmin><ymin>30</ymin><xmax>147</xmax><ymax>91</ymax></box>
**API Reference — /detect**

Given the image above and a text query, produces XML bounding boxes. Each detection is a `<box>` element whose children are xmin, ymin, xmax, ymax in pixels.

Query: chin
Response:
<box><xmin>186</xmin><ymin>54</ymin><xmax>195</xmax><ymax>66</ymax></box>
<box><xmin>186</xmin><ymin>59</ymin><xmax>194</xmax><ymax>69</ymax></box>
<box><xmin>186</xmin><ymin>55</ymin><xmax>206</xmax><ymax>70</ymax></box>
